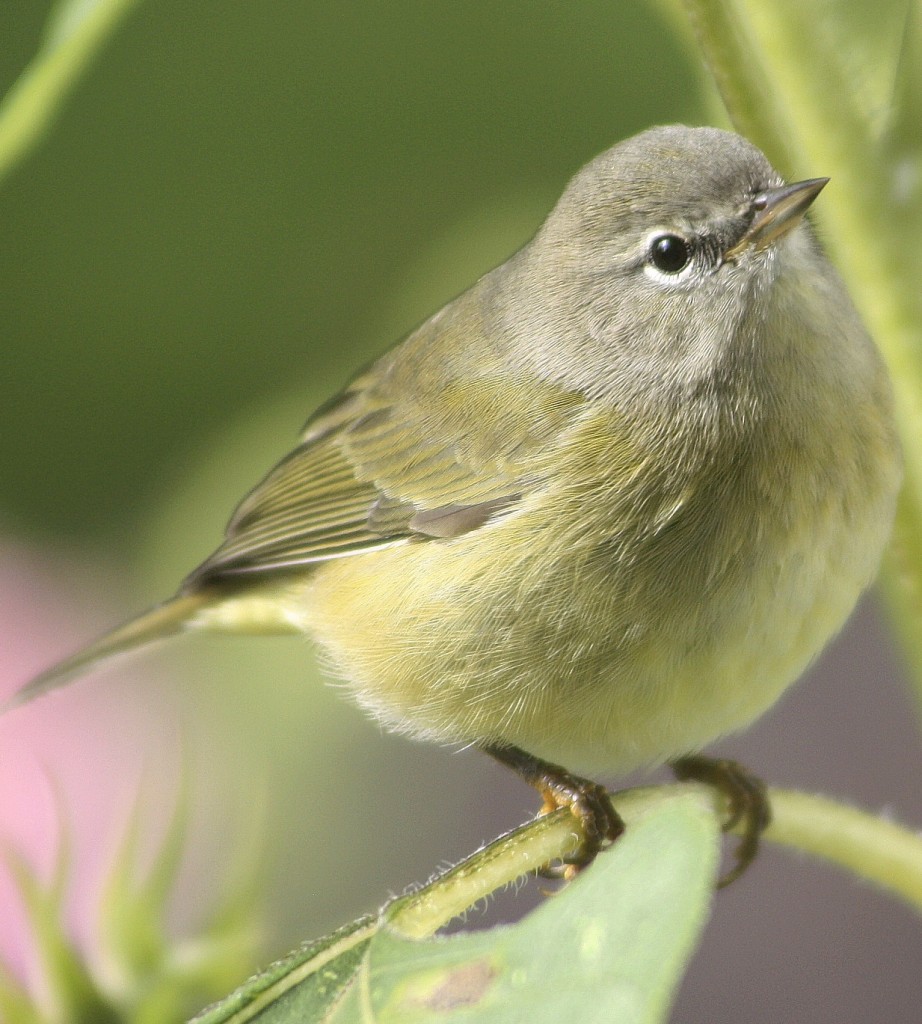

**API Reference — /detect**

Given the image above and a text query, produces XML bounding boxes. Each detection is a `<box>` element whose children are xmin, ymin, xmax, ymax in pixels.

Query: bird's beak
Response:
<box><xmin>724</xmin><ymin>177</ymin><xmax>828</xmax><ymax>259</ymax></box>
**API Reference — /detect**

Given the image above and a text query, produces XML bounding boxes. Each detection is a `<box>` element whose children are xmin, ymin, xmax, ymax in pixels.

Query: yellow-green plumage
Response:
<box><xmin>11</xmin><ymin>126</ymin><xmax>900</xmax><ymax>791</ymax></box>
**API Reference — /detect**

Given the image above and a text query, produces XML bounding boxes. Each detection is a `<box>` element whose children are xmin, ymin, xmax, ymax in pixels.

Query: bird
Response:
<box><xmin>7</xmin><ymin>125</ymin><xmax>901</xmax><ymax>884</ymax></box>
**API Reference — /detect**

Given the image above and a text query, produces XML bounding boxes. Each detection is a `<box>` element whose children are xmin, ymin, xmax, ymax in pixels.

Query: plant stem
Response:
<box><xmin>388</xmin><ymin>784</ymin><xmax>922</xmax><ymax>940</ymax></box>
<box><xmin>679</xmin><ymin>0</ymin><xmax>800</xmax><ymax>174</ymax></box>
<box><xmin>0</xmin><ymin>0</ymin><xmax>140</xmax><ymax>186</ymax></box>
<box><xmin>764</xmin><ymin>788</ymin><xmax>922</xmax><ymax>908</ymax></box>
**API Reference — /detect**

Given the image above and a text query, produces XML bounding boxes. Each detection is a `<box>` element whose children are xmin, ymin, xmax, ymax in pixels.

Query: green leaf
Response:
<box><xmin>0</xmin><ymin>0</ymin><xmax>141</xmax><ymax>185</ymax></box>
<box><xmin>191</xmin><ymin>792</ymin><xmax>718</xmax><ymax>1024</ymax></box>
<box><xmin>190</xmin><ymin>917</ymin><xmax>378</xmax><ymax>1024</ymax></box>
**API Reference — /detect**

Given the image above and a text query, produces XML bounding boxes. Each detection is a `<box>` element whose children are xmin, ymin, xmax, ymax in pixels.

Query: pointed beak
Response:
<box><xmin>724</xmin><ymin>177</ymin><xmax>828</xmax><ymax>259</ymax></box>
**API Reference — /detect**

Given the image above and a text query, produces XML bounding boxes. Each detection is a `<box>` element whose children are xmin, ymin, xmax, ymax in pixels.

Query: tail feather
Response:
<box><xmin>3</xmin><ymin>591</ymin><xmax>212</xmax><ymax>714</ymax></box>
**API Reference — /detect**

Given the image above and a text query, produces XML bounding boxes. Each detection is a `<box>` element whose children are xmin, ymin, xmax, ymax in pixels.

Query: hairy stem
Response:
<box><xmin>388</xmin><ymin>784</ymin><xmax>922</xmax><ymax>940</ymax></box>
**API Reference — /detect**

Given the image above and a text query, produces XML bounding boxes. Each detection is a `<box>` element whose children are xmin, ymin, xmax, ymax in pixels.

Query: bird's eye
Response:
<box><xmin>649</xmin><ymin>234</ymin><xmax>691</xmax><ymax>274</ymax></box>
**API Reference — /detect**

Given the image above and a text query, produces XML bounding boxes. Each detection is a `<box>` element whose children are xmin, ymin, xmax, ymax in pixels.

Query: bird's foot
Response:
<box><xmin>482</xmin><ymin>744</ymin><xmax>624</xmax><ymax>882</ymax></box>
<box><xmin>670</xmin><ymin>754</ymin><xmax>771</xmax><ymax>887</ymax></box>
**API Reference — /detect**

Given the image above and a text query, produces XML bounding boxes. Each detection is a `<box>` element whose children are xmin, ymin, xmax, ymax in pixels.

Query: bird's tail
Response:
<box><xmin>3</xmin><ymin>590</ymin><xmax>213</xmax><ymax>714</ymax></box>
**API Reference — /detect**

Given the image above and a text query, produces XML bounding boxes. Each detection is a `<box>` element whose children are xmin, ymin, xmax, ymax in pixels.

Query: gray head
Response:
<box><xmin>549</xmin><ymin>126</ymin><xmax>783</xmax><ymax>249</ymax></box>
<box><xmin>507</xmin><ymin>125</ymin><xmax>834</xmax><ymax>405</ymax></box>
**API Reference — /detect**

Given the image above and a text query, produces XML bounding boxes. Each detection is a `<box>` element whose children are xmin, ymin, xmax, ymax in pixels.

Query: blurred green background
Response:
<box><xmin>0</xmin><ymin>0</ymin><xmax>700</xmax><ymax>544</ymax></box>
<box><xmin>1</xmin><ymin>2</ymin><xmax>920</xmax><ymax>1022</ymax></box>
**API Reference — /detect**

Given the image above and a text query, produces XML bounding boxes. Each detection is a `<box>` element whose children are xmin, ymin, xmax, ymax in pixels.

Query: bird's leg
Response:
<box><xmin>670</xmin><ymin>754</ymin><xmax>771</xmax><ymax>887</ymax></box>
<box><xmin>481</xmin><ymin>743</ymin><xmax>624</xmax><ymax>880</ymax></box>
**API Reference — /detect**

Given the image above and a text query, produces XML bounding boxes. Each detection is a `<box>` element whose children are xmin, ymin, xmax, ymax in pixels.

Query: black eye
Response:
<box><xmin>649</xmin><ymin>234</ymin><xmax>691</xmax><ymax>274</ymax></box>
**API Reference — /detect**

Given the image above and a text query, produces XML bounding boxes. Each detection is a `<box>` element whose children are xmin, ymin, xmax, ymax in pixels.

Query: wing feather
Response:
<box><xmin>185</xmin><ymin>299</ymin><xmax>585</xmax><ymax>587</ymax></box>
<box><xmin>186</xmin><ymin>394</ymin><xmax>528</xmax><ymax>585</ymax></box>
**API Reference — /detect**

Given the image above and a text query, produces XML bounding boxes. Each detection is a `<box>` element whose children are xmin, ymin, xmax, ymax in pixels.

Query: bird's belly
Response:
<box><xmin>295</xmin><ymin>447</ymin><xmax>897</xmax><ymax>775</ymax></box>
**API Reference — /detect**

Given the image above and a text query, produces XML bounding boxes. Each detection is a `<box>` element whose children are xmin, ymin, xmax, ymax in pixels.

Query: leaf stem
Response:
<box><xmin>387</xmin><ymin>784</ymin><xmax>922</xmax><ymax>941</ymax></box>
<box><xmin>762</xmin><ymin>787</ymin><xmax>922</xmax><ymax>907</ymax></box>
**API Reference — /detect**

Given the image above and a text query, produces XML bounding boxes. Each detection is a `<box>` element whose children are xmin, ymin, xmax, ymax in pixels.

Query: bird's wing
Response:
<box><xmin>185</xmin><ymin>359</ymin><xmax>581</xmax><ymax>585</ymax></box>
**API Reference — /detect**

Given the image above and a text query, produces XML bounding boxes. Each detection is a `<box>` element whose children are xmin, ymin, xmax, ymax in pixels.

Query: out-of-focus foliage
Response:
<box><xmin>0</xmin><ymin>0</ymin><xmax>139</xmax><ymax>184</ymax></box>
<box><xmin>0</xmin><ymin>790</ymin><xmax>259</xmax><ymax>1024</ymax></box>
